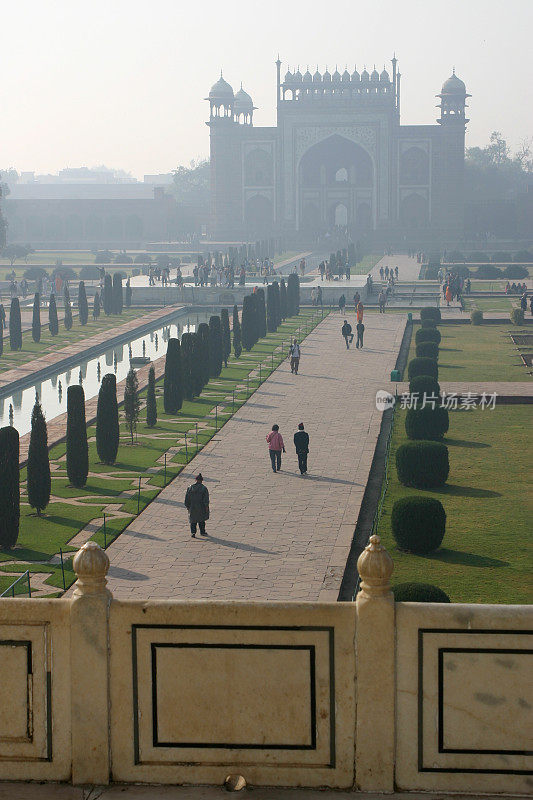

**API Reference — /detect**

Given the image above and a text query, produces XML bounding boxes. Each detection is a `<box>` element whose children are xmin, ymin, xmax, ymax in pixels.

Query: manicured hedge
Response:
<box><xmin>416</xmin><ymin>341</ymin><xmax>439</xmax><ymax>360</ymax></box>
<box><xmin>475</xmin><ymin>263</ymin><xmax>503</xmax><ymax>279</ymax></box>
<box><xmin>503</xmin><ymin>264</ymin><xmax>528</xmax><ymax>279</ymax></box>
<box><xmin>408</xmin><ymin>357</ymin><xmax>438</xmax><ymax>381</ymax></box>
<box><xmin>408</xmin><ymin>374</ymin><xmax>440</xmax><ymax>399</ymax></box>
<box><xmin>415</xmin><ymin>327</ymin><xmax>441</xmax><ymax>346</ymax></box>
<box><xmin>421</xmin><ymin>317</ymin><xmax>437</xmax><ymax>329</ymax></box>
<box><xmin>420</xmin><ymin>307</ymin><xmax>441</xmax><ymax>323</ymax></box>
<box><xmin>405</xmin><ymin>406</ymin><xmax>449</xmax><ymax>441</ymax></box>
<box><xmin>510</xmin><ymin>308</ymin><xmax>524</xmax><ymax>325</ymax></box>
<box><xmin>471</xmin><ymin>309</ymin><xmax>483</xmax><ymax>325</ymax></box>
<box><xmin>392</xmin><ymin>583</ymin><xmax>450</xmax><ymax>602</ymax></box>
<box><xmin>391</xmin><ymin>496</ymin><xmax>446</xmax><ymax>554</ymax></box>
<box><xmin>396</xmin><ymin>440</ymin><xmax>449</xmax><ymax>488</ymax></box>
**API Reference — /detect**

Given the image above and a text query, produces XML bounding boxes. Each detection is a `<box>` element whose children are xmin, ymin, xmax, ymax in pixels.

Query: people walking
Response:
<box><xmin>341</xmin><ymin>319</ymin><xmax>353</xmax><ymax>349</ymax></box>
<box><xmin>266</xmin><ymin>424</ymin><xmax>285</xmax><ymax>473</ymax></box>
<box><xmin>356</xmin><ymin>320</ymin><xmax>365</xmax><ymax>349</ymax></box>
<box><xmin>356</xmin><ymin>302</ymin><xmax>364</xmax><ymax>322</ymax></box>
<box><xmin>353</xmin><ymin>291</ymin><xmax>360</xmax><ymax>308</ymax></box>
<box><xmin>293</xmin><ymin>422</ymin><xmax>309</xmax><ymax>475</ymax></box>
<box><xmin>289</xmin><ymin>339</ymin><xmax>301</xmax><ymax>374</ymax></box>
<box><xmin>184</xmin><ymin>473</ymin><xmax>209</xmax><ymax>538</ymax></box>
<box><xmin>378</xmin><ymin>289</ymin><xmax>386</xmax><ymax>313</ymax></box>
<box><xmin>339</xmin><ymin>294</ymin><xmax>346</xmax><ymax>313</ymax></box>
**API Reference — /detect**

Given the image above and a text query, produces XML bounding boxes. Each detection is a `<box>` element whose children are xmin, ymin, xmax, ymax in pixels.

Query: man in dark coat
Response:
<box><xmin>356</xmin><ymin>320</ymin><xmax>365</xmax><ymax>349</ymax></box>
<box><xmin>184</xmin><ymin>473</ymin><xmax>209</xmax><ymax>537</ymax></box>
<box><xmin>293</xmin><ymin>422</ymin><xmax>310</xmax><ymax>475</ymax></box>
<box><xmin>341</xmin><ymin>320</ymin><xmax>353</xmax><ymax>349</ymax></box>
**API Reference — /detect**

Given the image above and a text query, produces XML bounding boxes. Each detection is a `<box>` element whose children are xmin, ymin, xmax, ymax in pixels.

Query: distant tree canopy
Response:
<box><xmin>171</xmin><ymin>159</ymin><xmax>209</xmax><ymax>207</ymax></box>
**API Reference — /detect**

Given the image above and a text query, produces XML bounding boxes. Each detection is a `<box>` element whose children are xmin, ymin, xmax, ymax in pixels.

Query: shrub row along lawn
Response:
<box><xmin>408</xmin><ymin>323</ymin><xmax>532</xmax><ymax>382</ymax></box>
<box><xmin>0</xmin><ymin>310</ymin><xmax>324</xmax><ymax>597</ymax></box>
<box><xmin>377</xmin><ymin>405</ymin><xmax>532</xmax><ymax>604</ymax></box>
<box><xmin>0</xmin><ymin>307</ymin><xmax>143</xmax><ymax>373</ymax></box>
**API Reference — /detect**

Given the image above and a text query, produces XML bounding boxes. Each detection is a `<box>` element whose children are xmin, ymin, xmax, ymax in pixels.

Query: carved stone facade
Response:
<box><xmin>207</xmin><ymin>61</ymin><xmax>469</xmax><ymax>242</ymax></box>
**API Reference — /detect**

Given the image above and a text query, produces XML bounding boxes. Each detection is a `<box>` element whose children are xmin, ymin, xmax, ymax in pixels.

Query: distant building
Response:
<box><xmin>144</xmin><ymin>174</ymin><xmax>174</xmax><ymax>185</ymax></box>
<box><xmin>207</xmin><ymin>60</ymin><xmax>470</xmax><ymax>242</ymax></box>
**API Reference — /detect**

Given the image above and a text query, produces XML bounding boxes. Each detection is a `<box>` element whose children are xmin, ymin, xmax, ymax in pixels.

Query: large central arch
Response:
<box><xmin>297</xmin><ymin>134</ymin><xmax>374</xmax><ymax>232</ymax></box>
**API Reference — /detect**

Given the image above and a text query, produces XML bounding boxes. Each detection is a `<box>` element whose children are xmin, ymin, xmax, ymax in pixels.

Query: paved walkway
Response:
<box><xmin>371</xmin><ymin>254</ymin><xmax>422</xmax><ymax>281</ymax></box>
<box><xmin>104</xmin><ymin>312</ymin><xmax>406</xmax><ymax>602</ymax></box>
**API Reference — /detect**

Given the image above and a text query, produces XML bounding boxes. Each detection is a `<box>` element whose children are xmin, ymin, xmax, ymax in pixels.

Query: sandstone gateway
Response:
<box><xmin>207</xmin><ymin>59</ymin><xmax>470</xmax><ymax>243</ymax></box>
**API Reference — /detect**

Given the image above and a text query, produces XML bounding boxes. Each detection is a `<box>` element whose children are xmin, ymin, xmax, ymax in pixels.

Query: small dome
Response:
<box><xmin>361</xmin><ymin>68</ymin><xmax>370</xmax><ymax>81</ymax></box>
<box><xmin>351</xmin><ymin>67</ymin><xmax>360</xmax><ymax>81</ymax></box>
<box><xmin>294</xmin><ymin>68</ymin><xmax>302</xmax><ymax>82</ymax></box>
<box><xmin>380</xmin><ymin>69</ymin><xmax>390</xmax><ymax>82</ymax></box>
<box><xmin>313</xmin><ymin>69</ymin><xmax>321</xmax><ymax>83</ymax></box>
<box><xmin>284</xmin><ymin>70</ymin><xmax>293</xmax><ymax>83</ymax></box>
<box><xmin>209</xmin><ymin>73</ymin><xmax>234</xmax><ymax>100</ymax></box>
<box><xmin>332</xmin><ymin>68</ymin><xmax>341</xmax><ymax>82</ymax></box>
<box><xmin>441</xmin><ymin>72</ymin><xmax>466</xmax><ymax>94</ymax></box>
<box><xmin>323</xmin><ymin>68</ymin><xmax>332</xmax><ymax>82</ymax></box>
<box><xmin>303</xmin><ymin>68</ymin><xmax>312</xmax><ymax>83</ymax></box>
<box><xmin>234</xmin><ymin>85</ymin><xmax>253</xmax><ymax>111</ymax></box>
<box><xmin>371</xmin><ymin>67</ymin><xmax>379</xmax><ymax>81</ymax></box>
<box><xmin>342</xmin><ymin>69</ymin><xmax>351</xmax><ymax>82</ymax></box>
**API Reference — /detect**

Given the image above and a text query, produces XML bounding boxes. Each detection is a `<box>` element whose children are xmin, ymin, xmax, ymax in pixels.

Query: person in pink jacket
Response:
<box><xmin>266</xmin><ymin>424</ymin><xmax>285</xmax><ymax>473</ymax></box>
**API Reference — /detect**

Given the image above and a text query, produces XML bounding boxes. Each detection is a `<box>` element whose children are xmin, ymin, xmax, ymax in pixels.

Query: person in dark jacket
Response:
<box><xmin>293</xmin><ymin>422</ymin><xmax>309</xmax><ymax>475</ymax></box>
<box><xmin>356</xmin><ymin>320</ymin><xmax>365</xmax><ymax>349</ymax></box>
<box><xmin>184</xmin><ymin>473</ymin><xmax>209</xmax><ymax>537</ymax></box>
<box><xmin>341</xmin><ymin>320</ymin><xmax>353</xmax><ymax>349</ymax></box>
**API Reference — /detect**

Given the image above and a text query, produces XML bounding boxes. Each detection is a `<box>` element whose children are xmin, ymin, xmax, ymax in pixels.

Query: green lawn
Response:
<box><xmin>0</xmin><ymin>308</ymin><xmax>146</xmax><ymax>373</ymax></box>
<box><xmin>352</xmin><ymin>254</ymin><xmax>382</xmax><ymax>275</ymax></box>
<box><xmin>409</xmin><ymin>323</ymin><xmax>532</xmax><ymax>382</ymax></box>
<box><xmin>1</xmin><ymin>310</ymin><xmax>325</xmax><ymax>597</ymax></box>
<box><xmin>463</xmin><ymin>297</ymin><xmax>515</xmax><ymax>312</ymax></box>
<box><xmin>377</xmin><ymin>406</ymin><xmax>533</xmax><ymax>604</ymax></box>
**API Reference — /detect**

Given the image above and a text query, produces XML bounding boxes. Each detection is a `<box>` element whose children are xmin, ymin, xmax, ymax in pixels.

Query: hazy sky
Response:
<box><xmin>2</xmin><ymin>0</ymin><xmax>532</xmax><ymax>178</ymax></box>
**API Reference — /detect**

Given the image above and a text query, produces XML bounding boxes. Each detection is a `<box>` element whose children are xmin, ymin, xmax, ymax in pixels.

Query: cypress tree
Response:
<box><xmin>96</xmin><ymin>373</ymin><xmax>119</xmax><ymax>464</ymax></box>
<box><xmin>266</xmin><ymin>284</ymin><xmax>277</xmax><ymax>333</ymax></box>
<box><xmin>113</xmin><ymin>272</ymin><xmax>123</xmax><ymax>314</ymax></box>
<box><xmin>125</xmin><ymin>278</ymin><xmax>132</xmax><ymax>308</ymax></box>
<box><xmin>63</xmin><ymin>285</ymin><xmax>73</xmax><ymax>330</ymax></box>
<box><xmin>287</xmin><ymin>273</ymin><xmax>300</xmax><ymax>316</ymax></box>
<box><xmin>163</xmin><ymin>338</ymin><xmax>183</xmax><ymax>413</ymax></box>
<box><xmin>32</xmin><ymin>292</ymin><xmax>41</xmax><ymax>342</ymax></box>
<box><xmin>66</xmin><ymin>385</ymin><xmax>89</xmax><ymax>488</ymax></box>
<box><xmin>191</xmin><ymin>332</ymin><xmax>204</xmax><ymax>396</ymax></box>
<box><xmin>280</xmin><ymin>278</ymin><xmax>288</xmax><ymax>320</ymax></box>
<box><xmin>146</xmin><ymin>365</ymin><xmax>158</xmax><ymax>426</ymax></box>
<box><xmin>0</xmin><ymin>426</ymin><xmax>20</xmax><ymax>548</ymax></box>
<box><xmin>9</xmin><ymin>297</ymin><xmax>22</xmax><ymax>351</ymax></box>
<box><xmin>256</xmin><ymin>288</ymin><xmax>267</xmax><ymax>339</ymax></box>
<box><xmin>27</xmin><ymin>399</ymin><xmax>51</xmax><ymax>516</ymax></box>
<box><xmin>49</xmin><ymin>294</ymin><xmax>59</xmax><ymax>335</ymax></box>
<box><xmin>221</xmin><ymin>308</ymin><xmax>231</xmax><ymax>368</ymax></box>
<box><xmin>180</xmin><ymin>333</ymin><xmax>194</xmax><ymax>401</ymax></box>
<box><xmin>93</xmin><ymin>291</ymin><xmax>101</xmax><ymax>320</ymax></box>
<box><xmin>78</xmin><ymin>281</ymin><xmax>88</xmax><ymax>325</ymax></box>
<box><xmin>124</xmin><ymin>368</ymin><xmax>140</xmax><ymax>443</ymax></box>
<box><xmin>103</xmin><ymin>274</ymin><xmax>113</xmax><ymax>315</ymax></box>
<box><xmin>208</xmin><ymin>315</ymin><xmax>223</xmax><ymax>378</ymax></box>
<box><xmin>272</xmin><ymin>280</ymin><xmax>281</xmax><ymax>328</ymax></box>
<box><xmin>232</xmin><ymin>304</ymin><xmax>242</xmax><ymax>359</ymax></box>
<box><xmin>241</xmin><ymin>295</ymin><xmax>255</xmax><ymax>351</ymax></box>
<box><xmin>197</xmin><ymin>322</ymin><xmax>211</xmax><ymax>389</ymax></box>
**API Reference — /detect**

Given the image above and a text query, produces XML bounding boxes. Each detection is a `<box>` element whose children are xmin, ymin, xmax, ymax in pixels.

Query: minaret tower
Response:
<box><xmin>435</xmin><ymin>70</ymin><xmax>470</xmax><ymax>231</ymax></box>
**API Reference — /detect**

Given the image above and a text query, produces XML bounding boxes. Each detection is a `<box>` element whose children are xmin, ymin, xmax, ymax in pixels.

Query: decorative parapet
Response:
<box><xmin>72</xmin><ymin>541</ymin><xmax>111</xmax><ymax>598</ymax></box>
<box><xmin>356</xmin><ymin>534</ymin><xmax>393</xmax><ymax>599</ymax></box>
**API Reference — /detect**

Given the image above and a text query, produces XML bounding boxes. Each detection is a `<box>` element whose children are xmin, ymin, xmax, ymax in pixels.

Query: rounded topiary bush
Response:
<box><xmin>470</xmin><ymin>309</ymin><xmax>483</xmax><ymax>325</ymax></box>
<box><xmin>421</xmin><ymin>317</ymin><xmax>437</xmax><ymax>329</ymax></box>
<box><xmin>510</xmin><ymin>308</ymin><xmax>524</xmax><ymax>325</ymax></box>
<box><xmin>396</xmin><ymin>441</ymin><xmax>449</xmax><ymax>488</ymax></box>
<box><xmin>415</xmin><ymin>327</ymin><xmax>441</xmax><ymax>346</ymax></box>
<box><xmin>454</xmin><ymin>265</ymin><xmax>470</xmax><ymax>278</ymax></box>
<box><xmin>420</xmin><ymin>307</ymin><xmax>441</xmax><ymax>323</ymax></box>
<box><xmin>408</xmin><ymin>357</ymin><xmax>438</xmax><ymax>381</ymax></box>
<box><xmin>416</xmin><ymin>341</ymin><xmax>439</xmax><ymax>360</ymax></box>
<box><xmin>405</xmin><ymin>406</ymin><xmax>449</xmax><ymax>441</ymax></box>
<box><xmin>392</xmin><ymin>582</ymin><xmax>450</xmax><ymax>603</ymax></box>
<box><xmin>475</xmin><ymin>264</ymin><xmax>501</xmax><ymax>279</ymax></box>
<box><xmin>408</xmin><ymin>374</ymin><xmax>440</xmax><ymax>399</ymax></box>
<box><xmin>391</xmin><ymin>496</ymin><xmax>446</xmax><ymax>554</ymax></box>
<box><xmin>503</xmin><ymin>264</ymin><xmax>528</xmax><ymax>279</ymax></box>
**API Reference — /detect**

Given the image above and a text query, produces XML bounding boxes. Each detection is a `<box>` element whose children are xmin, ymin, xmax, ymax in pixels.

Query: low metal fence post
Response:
<box><xmin>196</xmin><ymin>422</ymin><xmax>199</xmax><ymax>451</ymax></box>
<box><xmin>247</xmin><ymin>374</ymin><xmax>249</xmax><ymax>397</ymax></box>
<box><xmin>164</xmin><ymin>453</ymin><xmax>167</xmax><ymax>486</ymax></box>
<box><xmin>60</xmin><ymin>548</ymin><xmax>66</xmax><ymax>591</ymax></box>
<box><xmin>215</xmin><ymin>405</ymin><xmax>218</xmax><ymax>431</ymax></box>
<box><xmin>259</xmin><ymin>363</ymin><xmax>262</xmax><ymax>383</ymax></box>
<box><xmin>103</xmin><ymin>512</ymin><xmax>107</xmax><ymax>549</ymax></box>
<box><xmin>232</xmin><ymin>390</ymin><xmax>235</xmax><ymax>413</ymax></box>
<box><xmin>137</xmin><ymin>476</ymin><xmax>142</xmax><ymax>514</ymax></box>
<box><xmin>27</xmin><ymin>572</ymin><xmax>31</xmax><ymax>599</ymax></box>
<box><xmin>184</xmin><ymin>432</ymin><xmax>188</xmax><ymax>461</ymax></box>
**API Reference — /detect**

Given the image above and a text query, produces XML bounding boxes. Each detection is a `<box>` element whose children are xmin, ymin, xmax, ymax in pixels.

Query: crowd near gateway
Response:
<box><xmin>0</xmin><ymin>3</ymin><xmax>531</xmax><ymax>793</ymax></box>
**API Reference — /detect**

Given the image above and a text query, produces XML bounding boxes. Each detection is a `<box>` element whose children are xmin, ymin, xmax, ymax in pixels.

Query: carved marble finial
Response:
<box><xmin>72</xmin><ymin>541</ymin><xmax>110</xmax><ymax>598</ymax></box>
<box><xmin>357</xmin><ymin>535</ymin><xmax>393</xmax><ymax>598</ymax></box>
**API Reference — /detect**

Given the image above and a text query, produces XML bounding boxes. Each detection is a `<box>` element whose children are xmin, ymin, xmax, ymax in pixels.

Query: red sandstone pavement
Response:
<box><xmin>103</xmin><ymin>312</ymin><xmax>406</xmax><ymax>602</ymax></box>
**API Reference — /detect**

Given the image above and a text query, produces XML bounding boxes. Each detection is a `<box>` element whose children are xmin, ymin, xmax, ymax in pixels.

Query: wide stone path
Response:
<box><xmin>105</xmin><ymin>312</ymin><xmax>405</xmax><ymax>601</ymax></box>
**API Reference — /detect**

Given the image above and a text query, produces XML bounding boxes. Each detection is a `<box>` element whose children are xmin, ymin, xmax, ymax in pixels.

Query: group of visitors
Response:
<box><xmin>310</xmin><ymin>286</ymin><xmax>323</xmax><ymax>307</ymax></box>
<box><xmin>379</xmin><ymin>265</ymin><xmax>399</xmax><ymax>281</ymax></box>
<box><xmin>265</xmin><ymin>422</ymin><xmax>310</xmax><ymax>475</ymax></box>
<box><xmin>442</xmin><ymin>272</ymin><xmax>465</xmax><ymax>305</ymax></box>
<box><xmin>506</xmin><ymin>281</ymin><xmax>528</xmax><ymax>295</ymax></box>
